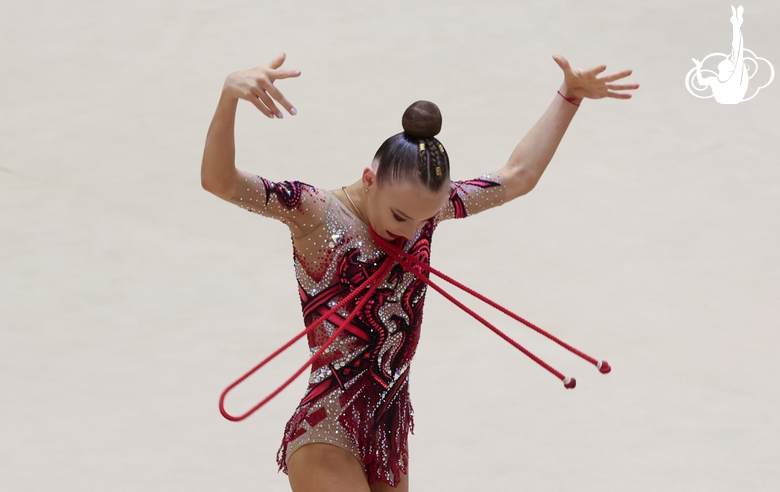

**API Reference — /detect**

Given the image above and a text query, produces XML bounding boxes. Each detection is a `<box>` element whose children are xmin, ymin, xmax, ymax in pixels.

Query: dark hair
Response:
<box><xmin>373</xmin><ymin>101</ymin><xmax>450</xmax><ymax>192</ymax></box>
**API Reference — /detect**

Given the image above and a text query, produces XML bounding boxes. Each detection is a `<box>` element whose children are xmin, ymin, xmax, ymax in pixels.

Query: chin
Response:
<box><xmin>386</xmin><ymin>231</ymin><xmax>407</xmax><ymax>241</ymax></box>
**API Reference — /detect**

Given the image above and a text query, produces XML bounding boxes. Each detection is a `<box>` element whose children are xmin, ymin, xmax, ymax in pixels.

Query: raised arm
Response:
<box><xmin>497</xmin><ymin>55</ymin><xmax>638</xmax><ymax>202</ymax></box>
<box><xmin>200</xmin><ymin>53</ymin><xmax>300</xmax><ymax>200</ymax></box>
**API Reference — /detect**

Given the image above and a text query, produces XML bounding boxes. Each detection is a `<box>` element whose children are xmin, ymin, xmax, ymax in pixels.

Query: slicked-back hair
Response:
<box><xmin>374</xmin><ymin>133</ymin><xmax>450</xmax><ymax>192</ymax></box>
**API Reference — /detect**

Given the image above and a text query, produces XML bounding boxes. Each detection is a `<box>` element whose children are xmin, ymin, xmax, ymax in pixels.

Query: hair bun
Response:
<box><xmin>401</xmin><ymin>100</ymin><xmax>442</xmax><ymax>138</ymax></box>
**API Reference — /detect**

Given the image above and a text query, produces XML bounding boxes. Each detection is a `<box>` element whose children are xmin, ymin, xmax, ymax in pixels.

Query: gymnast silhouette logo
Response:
<box><xmin>685</xmin><ymin>5</ymin><xmax>774</xmax><ymax>104</ymax></box>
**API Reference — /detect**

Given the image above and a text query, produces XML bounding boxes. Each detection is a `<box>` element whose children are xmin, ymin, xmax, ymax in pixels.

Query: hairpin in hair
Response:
<box><xmin>419</xmin><ymin>143</ymin><xmax>426</xmax><ymax>151</ymax></box>
<box><xmin>435</xmin><ymin>166</ymin><xmax>442</xmax><ymax>177</ymax></box>
<box><xmin>438</xmin><ymin>144</ymin><xmax>444</xmax><ymax>153</ymax></box>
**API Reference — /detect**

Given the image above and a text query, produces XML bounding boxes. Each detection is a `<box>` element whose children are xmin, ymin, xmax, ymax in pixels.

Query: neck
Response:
<box><xmin>344</xmin><ymin>182</ymin><xmax>368</xmax><ymax>223</ymax></box>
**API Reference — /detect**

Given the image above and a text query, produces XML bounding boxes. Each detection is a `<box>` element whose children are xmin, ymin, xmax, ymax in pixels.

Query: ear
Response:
<box><xmin>362</xmin><ymin>163</ymin><xmax>378</xmax><ymax>190</ymax></box>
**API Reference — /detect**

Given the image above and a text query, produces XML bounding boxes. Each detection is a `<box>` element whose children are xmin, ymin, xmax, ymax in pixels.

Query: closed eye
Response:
<box><xmin>393</xmin><ymin>213</ymin><xmax>407</xmax><ymax>222</ymax></box>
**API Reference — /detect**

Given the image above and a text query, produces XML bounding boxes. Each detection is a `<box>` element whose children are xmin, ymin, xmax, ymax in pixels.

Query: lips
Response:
<box><xmin>387</xmin><ymin>231</ymin><xmax>406</xmax><ymax>240</ymax></box>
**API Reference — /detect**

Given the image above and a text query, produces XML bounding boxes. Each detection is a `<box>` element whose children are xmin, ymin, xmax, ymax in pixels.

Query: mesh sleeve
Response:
<box><xmin>437</xmin><ymin>173</ymin><xmax>507</xmax><ymax>222</ymax></box>
<box><xmin>230</xmin><ymin>173</ymin><xmax>324</xmax><ymax>237</ymax></box>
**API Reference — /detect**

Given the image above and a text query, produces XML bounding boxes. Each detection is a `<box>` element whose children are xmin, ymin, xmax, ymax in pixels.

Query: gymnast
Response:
<box><xmin>201</xmin><ymin>52</ymin><xmax>638</xmax><ymax>492</ymax></box>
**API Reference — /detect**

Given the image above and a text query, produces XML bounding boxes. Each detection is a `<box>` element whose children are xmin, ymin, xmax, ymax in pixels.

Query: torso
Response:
<box><xmin>231</xmin><ymin>174</ymin><xmax>506</xmax><ymax>486</ymax></box>
<box><xmin>280</xmin><ymin>189</ymin><xmax>434</xmax><ymax>485</ymax></box>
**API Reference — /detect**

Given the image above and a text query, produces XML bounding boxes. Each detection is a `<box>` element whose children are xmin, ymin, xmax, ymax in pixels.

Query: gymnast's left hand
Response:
<box><xmin>553</xmin><ymin>54</ymin><xmax>639</xmax><ymax>100</ymax></box>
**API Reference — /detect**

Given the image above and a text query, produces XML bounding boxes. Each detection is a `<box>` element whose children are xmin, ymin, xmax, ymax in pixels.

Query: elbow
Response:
<box><xmin>504</xmin><ymin>168</ymin><xmax>538</xmax><ymax>201</ymax></box>
<box><xmin>201</xmin><ymin>172</ymin><xmax>217</xmax><ymax>194</ymax></box>
<box><xmin>523</xmin><ymin>172</ymin><xmax>542</xmax><ymax>194</ymax></box>
<box><xmin>201</xmin><ymin>171</ymin><xmax>234</xmax><ymax>200</ymax></box>
<box><xmin>518</xmin><ymin>181</ymin><xmax>536</xmax><ymax>197</ymax></box>
<box><xmin>201</xmin><ymin>173</ymin><xmax>215</xmax><ymax>193</ymax></box>
<box><xmin>510</xmin><ymin>182</ymin><xmax>535</xmax><ymax>201</ymax></box>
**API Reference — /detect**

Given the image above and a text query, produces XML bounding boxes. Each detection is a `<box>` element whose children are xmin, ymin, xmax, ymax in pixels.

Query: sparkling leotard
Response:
<box><xmin>231</xmin><ymin>174</ymin><xmax>506</xmax><ymax>486</ymax></box>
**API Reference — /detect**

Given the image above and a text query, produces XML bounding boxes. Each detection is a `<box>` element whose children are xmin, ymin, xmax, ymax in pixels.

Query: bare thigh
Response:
<box><xmin>287</xmin><ymin>443</ymin><xmax>370</xmax><ymax>492</ymax></box>
<box><xmin>287</xmin><ymin>443</ymin><xmax>410</xmax><ymax>492</ymax></box>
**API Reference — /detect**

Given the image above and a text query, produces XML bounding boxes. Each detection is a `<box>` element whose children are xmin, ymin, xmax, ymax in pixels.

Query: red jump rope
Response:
<box><xmin>219</xmin><ymin>228</ymin><xmax>610</xmax><ymax>422</ymax></box>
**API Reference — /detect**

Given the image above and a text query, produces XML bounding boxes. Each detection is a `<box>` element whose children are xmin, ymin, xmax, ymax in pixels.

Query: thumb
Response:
<box><xmin>268</xmin><ymin>52</ymin><xmax>287</xmax><ymax>69</ymax></box>
<box><xmin>553</xmin><ymin>54</ymin><xmax>570</xmax><ymax>72</ymax></box>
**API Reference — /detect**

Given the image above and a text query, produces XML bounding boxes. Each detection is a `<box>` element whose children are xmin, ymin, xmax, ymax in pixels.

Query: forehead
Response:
<box><xmin>377</xmin><ymin>179</ymin><xmax>450</xmax><ymax>217</ymax></box>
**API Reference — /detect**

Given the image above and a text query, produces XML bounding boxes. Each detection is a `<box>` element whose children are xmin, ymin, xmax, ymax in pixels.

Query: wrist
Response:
<box><xmin>558</xmin><ymin>82</ymin><xmax>578</xmax><ymax>99</ymax></box>
<box><xmin>219</xmin><ymin>87</ymin><xmax>240</xmax><ymax>107</ymax></box>
<box><xmin>221</xmin><ymin>74</ymin><xmax>243</xmax><ymax>101</ymax></box>
<box><xmin>557</xmin><ymin>82</ymin><xmax>582</xmax><ymax>107</ymax></box>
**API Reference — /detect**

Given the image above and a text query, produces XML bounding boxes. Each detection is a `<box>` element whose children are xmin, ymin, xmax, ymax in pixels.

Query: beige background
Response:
<box><xmin>2</xmin><ymin>1</ymin><xmax>778</xmax><ymax>490</ymax></box>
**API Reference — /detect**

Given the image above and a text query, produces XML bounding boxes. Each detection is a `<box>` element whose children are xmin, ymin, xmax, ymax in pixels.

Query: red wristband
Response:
<box><xmin>557</xmin><ymin>90</ymin><xmax>581</xmax><ymax>107</ymax></box>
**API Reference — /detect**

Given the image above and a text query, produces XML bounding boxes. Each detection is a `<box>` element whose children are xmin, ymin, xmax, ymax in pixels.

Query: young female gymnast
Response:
<box><xmin>201</xmin><ymin>52</ymin><xmax>638</xmax><ymax>492</ymax></box>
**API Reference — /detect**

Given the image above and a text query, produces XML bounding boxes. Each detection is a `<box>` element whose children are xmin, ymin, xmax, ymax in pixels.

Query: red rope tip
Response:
<box><xmin>597</xmin><ymin>360</ymin><xmax>612</xmax><ymax>374</ymax></box>
<box><xmin>563</xmin><ymin>377</ymin><xmax>577</xmax><ymax>389</ymax></box>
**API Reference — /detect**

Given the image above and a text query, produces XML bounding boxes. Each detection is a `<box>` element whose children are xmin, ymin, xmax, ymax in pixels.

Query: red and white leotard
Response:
<box><xmin>231</xmin><ymin>174</ymin><xmax>505</xmax><ymax>486</ymax></box>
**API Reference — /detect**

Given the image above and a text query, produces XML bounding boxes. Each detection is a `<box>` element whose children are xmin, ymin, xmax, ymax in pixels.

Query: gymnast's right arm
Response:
<box><xmin>200</xmin><ymin>53</ymin><xmax>300</xmax><ymax>202</ymax></box>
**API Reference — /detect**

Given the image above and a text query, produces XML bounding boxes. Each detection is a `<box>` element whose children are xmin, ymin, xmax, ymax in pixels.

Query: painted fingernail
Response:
<box><xmin>290</xmin><ymin>107</ymin><xmax>298</xmax><ymax>115</ymax></box>
<box><xmin>268</xmin><ymin>113</ymin><xmax>275</xmax><ymax>119</ymax></box>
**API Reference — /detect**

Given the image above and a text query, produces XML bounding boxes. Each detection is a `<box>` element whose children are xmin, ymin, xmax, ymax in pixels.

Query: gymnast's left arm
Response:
<box><xmin>496</xmin><ymin>54</ymin><xmax>639</xmax><ymax>202</ymax></box>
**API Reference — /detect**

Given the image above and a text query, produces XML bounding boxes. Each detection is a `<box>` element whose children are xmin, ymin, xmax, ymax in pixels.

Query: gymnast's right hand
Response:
<box><xmin>223</xmin><ymin>53</ymin><xmax>301</xmax><ymax>119</ymax></box>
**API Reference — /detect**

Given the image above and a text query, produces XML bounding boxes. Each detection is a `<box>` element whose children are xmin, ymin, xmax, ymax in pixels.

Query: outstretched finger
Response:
<box><xmin>251</xmin><ymin>87</ymin><xmax>282</xmax><ymax>118</ymax></box>
<box><xmin>268</xmin><ymin>52</ymin><xmax>287</xmax><ymax>70</ymax></box>
<box><xmin>246</xmin><ymin>92</ymin><xmax>273</xmax><ymax>117</ymax></box>
<box><xmin>601</xmin><ymin>69</ymin><xmax>633</xmax><ymax>83</ymax></box>
<box><xmin>272</xmin><ymin>68</ymin><xmax>302</xmax><ymax>80</ymax></box>
<box><xmin>588</xmin><ymin>64</ymin><xmax>608</xmax><ymax>76</ymax></box>
<box><xmin>606</xmin><ymin>82</ymin><xmax>640</xmax><ymax>91</ymax></box>
<box><xmin>606</xmin><ymin>90</ymin><xmax>632</xmax><ymax>99</ymax></box>
<box><xmin>553</xmin><ymin>54</ymin><xmax>572</xmax><ymax>74</ymax></box>
<box><xmin>266</xmin><ymin>84</ymin><xmax>297</xmax><ymax>116</ymax></box>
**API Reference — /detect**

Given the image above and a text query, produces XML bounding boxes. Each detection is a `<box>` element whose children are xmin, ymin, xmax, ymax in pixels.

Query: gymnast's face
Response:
<box><xmin>362</xmin><ymin>164</ymin><xmax>450</xmax><ymax>241</ymax></box>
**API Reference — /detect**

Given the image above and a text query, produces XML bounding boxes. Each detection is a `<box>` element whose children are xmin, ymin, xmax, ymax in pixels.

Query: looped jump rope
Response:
<box><xmin>218</xmin><ymin>237</ymin><xmax>401</xmax><ymax>422</ymax></box>
<box><xmin>219</xmin><ymin>229</ymin><xmax>610</xmax><ymax>422</ymax></box>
